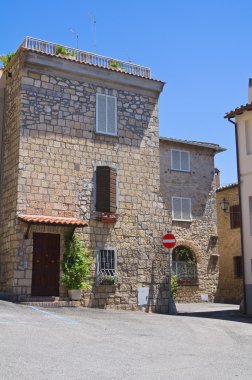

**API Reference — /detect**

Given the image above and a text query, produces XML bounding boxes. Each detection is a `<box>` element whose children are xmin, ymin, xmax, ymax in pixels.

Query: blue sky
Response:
<box><xmin>1</xmin><ymin>0</ymin><xmax>251</xmax><ymax>185</ymax></box>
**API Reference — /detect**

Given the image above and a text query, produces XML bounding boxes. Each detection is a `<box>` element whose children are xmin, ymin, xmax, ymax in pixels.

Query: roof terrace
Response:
<box><xmin>20</xmin><ymin>36</ymin><xmax>151</xmax><ymax>79</ymax></box>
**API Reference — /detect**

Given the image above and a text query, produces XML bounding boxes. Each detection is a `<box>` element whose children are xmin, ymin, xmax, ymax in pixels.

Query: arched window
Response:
<box><xmin>172</xmin><ymin>245</ymin><xmax>197</xmax><ymax>283</ymax></box>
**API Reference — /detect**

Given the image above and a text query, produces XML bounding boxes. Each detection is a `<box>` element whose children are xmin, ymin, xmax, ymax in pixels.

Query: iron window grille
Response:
<box><xmin>96</xmin><ymin>249</ymin><xmax>117</xmax><ymax>284</ymax></box>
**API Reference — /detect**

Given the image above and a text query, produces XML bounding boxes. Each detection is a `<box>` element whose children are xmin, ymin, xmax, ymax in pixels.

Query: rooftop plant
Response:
<box><xmin>55</xmin><ymin>45</ymin><xmax>75</xmax><ymax>57</ymax></box>
<box><xmin>108</xmin><ymin>60</ymin><xmax>125</xmax><ymax>71</ymax></box>
<box><xmin>0</xmin><ymin>52</ymin><xmax>16</xmax><ymax>68</ymax></box>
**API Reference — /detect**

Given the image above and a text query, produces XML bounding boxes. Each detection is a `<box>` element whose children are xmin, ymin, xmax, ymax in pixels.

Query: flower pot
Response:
<box><xmin>68</xmin><ymin>289</ymin><xmax>82</xmax><ymax>301</ymax></box>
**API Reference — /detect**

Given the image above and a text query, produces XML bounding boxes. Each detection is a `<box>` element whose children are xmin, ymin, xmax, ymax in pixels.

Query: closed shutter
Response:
<box><xmin>182</xmin><ymin>198</ymin><xmax>191</xmax><ymax>220</ymax></box>
<box><xmin>96</xmin><ymin>94</ymin><xmax>107</xmax><ymax>133</ymax></box>
<box><xmin>110</xmin><ymin>168</ymin><xmax>117</xmax><ymax>213</ymax></box>
<box><xmin>172</xmin><ymin>197</ymin><xmax>181</xmax><ymax>219</ymax></box>
<box><xmin>230</xmin><ymin>205</ymin><xmax>240</xmax><ymax>229</ymax></box>
<box><xmin>107</xmin><ymin>96</ymin><xmax>117</xmax><ymax>135</ymax></box>
<box><xmin>181</xmin><ymin>151</ymin><xmax>190</xmax><ymax>171</ymax></box>
<box><xmin>171</xmin><ymin>150</ymin><xmax>180</xmax><ymax>170</ymax></box>
<box><xmin>96</xmin><ymin>166</ymin><xmax>117</xmax><ymax>213</ymax></box>
<box><xmin>96</xmin><ymin>166</ymin><xmax>111</xmax><ymax>212</ymax></box>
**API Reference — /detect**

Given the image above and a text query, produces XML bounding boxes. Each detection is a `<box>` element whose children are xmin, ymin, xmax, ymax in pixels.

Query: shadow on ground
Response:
<box><xmin>177</xmin><ymin>309</ymin><xmax>252</xmax><ymax>324</ymax></box>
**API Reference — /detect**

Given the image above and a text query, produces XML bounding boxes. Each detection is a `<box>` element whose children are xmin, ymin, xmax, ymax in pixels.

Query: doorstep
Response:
<box><xmin>17</xmin><ymin>296</ymin><xmax>80</xmax><ymax>308</ymax></box>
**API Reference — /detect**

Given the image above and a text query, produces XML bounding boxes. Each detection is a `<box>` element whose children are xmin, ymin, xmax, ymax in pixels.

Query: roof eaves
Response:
<box><xmin>159</xmin><ymin>136</ymin><xmax>225</xmax><ymax>152</ymax></box>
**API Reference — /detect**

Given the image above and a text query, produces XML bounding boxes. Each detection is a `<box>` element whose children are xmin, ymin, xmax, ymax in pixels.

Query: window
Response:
<box><xmin>96</xmin><ymin>93</ymin><xmax>117</xmax><ymax>135</ymax></box>
<box><xmin>245</xmin><ymin>121</ymin><xmax>252</xmax><ymax>155</ymax></box>
<box><xmin>230</xmin><ymin>205</ymin><xmax>240</xmax><ymax>229</ymax></box>
<box><xmin>96</xmin><ymin>249</ymin><xmax>117</xmax><ymax>284</ymax></box>
<box><xmin>171</xmin><ymin>150</ymin><xmax>190</xmax><ymax>172</ymax></box>
<box><xmin>233</xmin><ymin>256</ymin><xmax>242</xmax><ymax>278</ymax></box>
<box><xmin>96</xmin><ymin>166</ymin><xmax>117</xmax><ymax>213</ymax></box>
<box><xmin>172</xmin><ymin>197</ymin><xmax>192</xmax><ymax>221</ymax></box>
<box><xmin>172</xmin><ymin>246</ymin><xmax>197</xmax><ymax>283</ymax></box>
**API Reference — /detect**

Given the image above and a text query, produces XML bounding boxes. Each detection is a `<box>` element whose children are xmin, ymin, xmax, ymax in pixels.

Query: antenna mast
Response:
<box><xmin>70</xmin><ymin>29</ymin><xmax>79</xmax><ymax>49</ymax></box>
<box><xmin>88</xmin><ymin>13</ymin><xmax>97</xmax><ymax>52</ymax></box>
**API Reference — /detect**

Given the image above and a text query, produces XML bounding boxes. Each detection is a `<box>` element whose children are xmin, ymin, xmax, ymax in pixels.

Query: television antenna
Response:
<box><xmin>70</xmin><ymin>29</ymin><xmax>79</xmax><ymax>49</ymax></box>
<box><xmin>88</xmin><ymin>13</ymin><xmax>97</xmax><ymax>52</ymax></box>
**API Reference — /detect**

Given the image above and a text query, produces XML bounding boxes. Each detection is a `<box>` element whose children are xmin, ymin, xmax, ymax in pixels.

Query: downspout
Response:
<box><xmin>227</xmin><ymin>116</ymin><xmax>247</xmax><ymax>314</ymax></box>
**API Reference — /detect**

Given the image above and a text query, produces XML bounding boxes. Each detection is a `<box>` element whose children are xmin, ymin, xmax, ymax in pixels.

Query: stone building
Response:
<box><xmin>215</xmin><ymin>184</ymin><xmax>243</xmax><ymax>304</ymax></box>
<box><xmin>0</xmin><ymin>37</ymin><xmax>223</xmax><ymax>311</ymax></box>
<box><xmin>159</xmin><ymin>137</ymin><xmax>223</xmax><ymax>302</ymax></box>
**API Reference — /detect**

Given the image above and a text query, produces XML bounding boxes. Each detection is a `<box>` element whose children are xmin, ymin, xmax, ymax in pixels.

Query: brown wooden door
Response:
<box><xmin>32</xmin><ymin>233</ymin><xmax>60</xmax><ymax>296</ymax></box>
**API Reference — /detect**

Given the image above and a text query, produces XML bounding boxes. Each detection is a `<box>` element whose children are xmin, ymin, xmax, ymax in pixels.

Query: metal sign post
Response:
<box><xmin>162</xmin><ymin>232</ymin><xmax>177</xmax><ymax>315</ymax></box>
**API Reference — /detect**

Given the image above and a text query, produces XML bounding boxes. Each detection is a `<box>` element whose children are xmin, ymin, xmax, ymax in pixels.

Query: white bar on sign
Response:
<box><xmin>163</xmin><ymin>239</ymin><xmax>175</xmax><ymax>243</ymax></box>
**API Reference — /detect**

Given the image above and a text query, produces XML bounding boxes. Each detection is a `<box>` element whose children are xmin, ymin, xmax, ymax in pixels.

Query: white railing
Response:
<box><xmin>21</xmin><ymin>36</ymin><xmax>151</xmax><ymax>79</ymax></box>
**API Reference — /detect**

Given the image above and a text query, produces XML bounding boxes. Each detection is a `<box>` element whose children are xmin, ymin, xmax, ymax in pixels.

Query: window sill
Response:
<box><xmin>172</xmin><ymin>218</ymin><xmax>192</xmax><ymax>222</ymax></box>
<box><xmin>95</xmin><ymin>131</ymin><xmax>118</xmax><ymax>137</ymax></box>
<box><xmin>171</xmin><ymin>169</ymin><xmax>191</xmax><ymax>173</ymax></box>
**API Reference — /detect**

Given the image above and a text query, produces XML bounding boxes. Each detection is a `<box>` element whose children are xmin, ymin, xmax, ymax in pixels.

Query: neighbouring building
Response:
<box><xmin>160</xmin><ymin>137</ymin><xmax>223</xmax><ymax>302</ymax></box>
<box><xmin>215</xmin><ymin>183</ymin><xmax>243</xmax><ymax>304</ymax></box>
<box><xmin>225</xmin><ymin>80</ymin><xmax>252</xmax><ymax>314</ymax></box>
<box><xmin>0</xmin><ymin>37</ymin><xmax>223</xmax><ymax>311</ymax></box>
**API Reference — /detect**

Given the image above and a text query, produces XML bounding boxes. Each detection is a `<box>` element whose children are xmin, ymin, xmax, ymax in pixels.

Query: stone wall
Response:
<box><xmin>11</xmin><ymin>51</ymin><xmax>172</xmax><ymax>312</ymax></box>
<box><xmin>215</xmin><ymin>185</ymin><xmax>243</xmax><ymax>304</ymax></box>
<box><xmin>0</xmin><ymin>52</ymin><xmax>23</xmax><ymax>293</ymax></box>
<box><xmin>159</xmin><ymin>140</ymin><xmax>219</xmax><ymax>302</ymax></box>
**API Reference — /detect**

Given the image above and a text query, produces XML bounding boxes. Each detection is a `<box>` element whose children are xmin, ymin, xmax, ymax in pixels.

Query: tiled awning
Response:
<box><xmin>17</xmin><ymin>214</ymin><xmax>88</xmax><ymax>227</ymax></box>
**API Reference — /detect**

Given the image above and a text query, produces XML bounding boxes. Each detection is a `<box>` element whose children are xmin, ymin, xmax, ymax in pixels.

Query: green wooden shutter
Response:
<box><xmin>96</xmin><ymin>166</ymin><xmax>117</xmax><ymax>213</ymax></box>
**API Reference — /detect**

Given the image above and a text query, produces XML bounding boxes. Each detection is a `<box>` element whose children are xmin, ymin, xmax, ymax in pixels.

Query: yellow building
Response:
<box><xmin>216</xmin><ymin>184</ymin><xmax>243</xmax><ymax>304</ymax></box>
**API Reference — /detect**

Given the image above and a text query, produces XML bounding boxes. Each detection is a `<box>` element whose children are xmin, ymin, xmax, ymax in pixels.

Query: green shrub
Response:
<box><xmin>108</xmin><ymin>60</ymin><xmax>125</xmax><ymax>71</ymax></box>
<box><xmin>55</xmin><ymin>45</ymin><xmax>75</xmax><ymax>56</ymax></box>
<box><xmin>0</xmin><ymin>52</ymin><xmax>16</xmax><ymax>68</ymax></box>
<box><xmin>62</xmin><ymin>235</ymin><xmax>92</xmax><ymax>290</ymax></box>
<box><xmin>171</xmin><ymin>273</ymin><xmax>179</xmax><ymax>300</ymax></box>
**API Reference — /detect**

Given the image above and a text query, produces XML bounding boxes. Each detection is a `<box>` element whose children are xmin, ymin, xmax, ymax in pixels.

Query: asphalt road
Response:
<box><xmin>0</xmin><ymin>301</ymin><xmax>251</xmax><ymax>380</ymax></box>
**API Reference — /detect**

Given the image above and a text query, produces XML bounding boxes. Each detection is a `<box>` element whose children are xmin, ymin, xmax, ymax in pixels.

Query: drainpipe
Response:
<box><xmin>227</xmin><ymin>117</ymin><xmax>247</xmax><ymax>314</ymax></box>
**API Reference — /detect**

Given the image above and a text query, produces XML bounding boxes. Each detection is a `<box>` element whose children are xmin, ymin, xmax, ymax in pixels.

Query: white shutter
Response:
<box><xmin>171</xmin><ymin>150</ymin><xmax>180</xmax><ymax>170</ymax></box>
<box><xmin>172</xmin><ymin>197</ymin><xmax>181</xmax><ymax>219</ymax></box>
<box><xmin>107</xmin><ymin>96</ymin><xmax>117</xmax><ymax>135</ymax></box>
<box><xmin>96</xmin><ymin>94</ymin><xmax>106</xmax><ymax>133</ymax></box>
<box><xmin>181</xmin><ymin>151</ymin><xmax>190</xmax><ymax>171</ymax></box>
<box><xmin>182</xmin><ymin>198</ymin><xmax>191</xmax><ymax>220</ymax></box>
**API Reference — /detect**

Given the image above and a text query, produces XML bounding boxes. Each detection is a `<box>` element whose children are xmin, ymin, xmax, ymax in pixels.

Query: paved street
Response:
<box><xmin>0</xmin><ymin>300</ymin><xmax>251</xmax><ymax>380</ymax></box>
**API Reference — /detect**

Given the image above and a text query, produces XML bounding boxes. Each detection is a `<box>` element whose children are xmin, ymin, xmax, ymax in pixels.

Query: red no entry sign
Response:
<box><xmin>162</xmin><ymin>233</ymin><xmax>176</xmax><ymax>249</ymax></box>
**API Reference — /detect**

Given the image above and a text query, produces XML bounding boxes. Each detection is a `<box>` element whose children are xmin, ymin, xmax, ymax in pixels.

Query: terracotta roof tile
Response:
<box><xmin>225</xmin><ymin>102</ymin><xmax>252</xmax><ymax>118</ymax></box>
<box><xmin>17</xmin><ymin>214</ymin><xmax>88</xmax><ymax>227</ymax></box>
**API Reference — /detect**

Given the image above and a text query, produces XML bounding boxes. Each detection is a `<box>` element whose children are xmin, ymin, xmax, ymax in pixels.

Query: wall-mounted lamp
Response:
<box><xmin>220</xmin><ymin>198</ymin><xmax>229</xmax><ymax>212</ymax></box>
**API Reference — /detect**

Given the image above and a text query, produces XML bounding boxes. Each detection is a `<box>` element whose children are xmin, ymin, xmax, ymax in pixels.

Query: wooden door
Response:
<box><xmin>32</xmin><ymin>233</ymin><xmax>60</xmax><ymax>296</ymax></box>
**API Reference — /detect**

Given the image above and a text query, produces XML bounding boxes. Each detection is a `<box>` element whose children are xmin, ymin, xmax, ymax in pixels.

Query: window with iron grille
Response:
<box><xmin>233</xmin><ymin>256</ymin><xmax>242</xmax><ymax>278</ymax></box>
<box><xmin>172</xmin><ymin>245</ymin><xmax>197</xmax><ymax>283</ymax></box>
<box><xmin>172</xmin><ymin>197</ymin><xmax>192</xmax><ymax>221</ymax></box>
<box><xmin>97</xmin><ymin>249</ymin><xmax>117</xmax><ymax>284</ymax></box>
<box><xmin>96</xmin><ymin>166</ymin><xmax>117</xmax><ymax>213</ymax></box>
<box><xmin>96</xmin><ymin>93</ymin><xmax>117</xmax><ymax>135</ymax></box>
<box><xmin>171</xmin><ymin>149</ymin><xmax>190</xmax><ymax>172</ymax></box>
<box><xmin>230</xmin><ymin>205</ymin><xmax>240</xmax><ymax>229</ymax></box>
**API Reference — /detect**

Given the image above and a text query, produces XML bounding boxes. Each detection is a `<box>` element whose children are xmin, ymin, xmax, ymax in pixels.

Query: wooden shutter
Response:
<box><xmin>107</xmin><ymin>96</ymin><xmax>117</xmax><ymax>135</ymax></box>
<box><xmin>96</xmin><ymin>94</ymin><xmax>107</xmax><ymax>133</ymax></box>
<box><xmin>182</xmin><ymin>198</ymin><xmax>191</xmax><ymax>220</ymax></box>
<box><xmin>233</xmin><ymin>256</ymin><xmax>242</xmax><ymax>278</ymax></box>
<box><xmin>171</xmin><ymin>150</ymin><xmax>180</xmax><ymax>170</ymax></box>
<box><xmin>172</xmin><ymin>197</ymin><xmax>181</xmax><ymax>219</ymax></box>
<box><xmin>230</xmin><ymin>205</ymin><xmax>240</xmax><ymax>229</ymax></box>
<box><xmin>181</xmin><ymin>151</ymin><xmax>190</xmax><ymax>171</ymax></box>
<box><xmin>110</xmin><ymin>168</ymin><xmax>117</xmax><ymax>213</ymax></box>
<box><xmin>96</xmin><ymin>166</ymin><xmax>117</xmax><ymax>213</ymax></box>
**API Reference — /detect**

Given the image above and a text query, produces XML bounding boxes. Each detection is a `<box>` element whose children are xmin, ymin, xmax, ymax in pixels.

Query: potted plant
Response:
<box><xmin>99</xmin><ymin>273</ymin><xmax>116</xmax><ymax>285</ymax></box>
<box><xmin>108</xmin><ymin>60</ymin><xmax>125</xmax><ymax>72</ymax></box>
<box><xmin>62</xmin><ymin>235</ymin><xmax>92</xmax><ymax>300</ymax></box>
<box><xmin>100</xmin><ymin>213</ymin><xmax>116</xmax><ymax>223</ymax></box>
<box><xmin>55</xmin><ymin>45</ymin><xmax>75</xmax><ymax>59</ymax></box>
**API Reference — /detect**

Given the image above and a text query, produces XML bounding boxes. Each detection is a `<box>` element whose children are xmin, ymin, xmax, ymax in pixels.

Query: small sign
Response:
<box><xmin>162</xmin><ymin>233</ymin><xmax>176</xmax><ymax>249</ymax></box>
